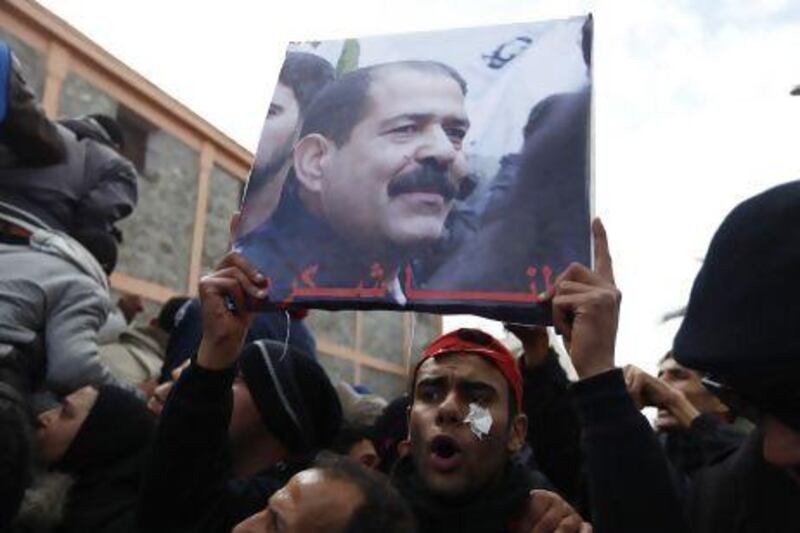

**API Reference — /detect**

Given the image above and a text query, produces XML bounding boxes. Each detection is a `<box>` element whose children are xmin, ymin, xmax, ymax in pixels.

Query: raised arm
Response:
<box><xmin>137</xmin><ymin>251</ymin><xmax>268</xmax><ymax>531</ymax></box>
<box><xmin>551</xmin><ymin>219</ymin><xmax>688</xmax><ymax>533</ymax></box>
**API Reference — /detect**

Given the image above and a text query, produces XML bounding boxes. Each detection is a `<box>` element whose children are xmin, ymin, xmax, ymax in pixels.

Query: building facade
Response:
<box><xmin>0</xmin><ymin>0</ymin><xmax>441</xmax><ymax>399</ymax></box>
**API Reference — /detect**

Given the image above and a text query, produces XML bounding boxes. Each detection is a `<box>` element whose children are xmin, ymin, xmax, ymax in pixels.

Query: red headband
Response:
<box><xmin>415</xmin><ymin>328</ymin><xmax>522</xmax><ymax>411</ymax></box>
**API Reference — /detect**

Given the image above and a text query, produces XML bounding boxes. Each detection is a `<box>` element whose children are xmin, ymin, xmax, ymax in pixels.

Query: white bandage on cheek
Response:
<box><xmin>464</xmin><ymin>403</ymin><xmax>493</xmax><ymax>440</ymax></box>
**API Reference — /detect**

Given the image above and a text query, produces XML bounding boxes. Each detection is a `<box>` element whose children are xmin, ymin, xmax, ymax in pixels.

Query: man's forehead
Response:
<box><xmin>364</xmin><ymin>65</ymin><xmax>467</xmax><ymax>121</ymax></box>
<box><xmin>416</xmin><ymin>352</ymin><xmax>505</xmax><ymax>385</ymax></box>
<box><xmin>70</xmin><ymin>385</ymin><xmax>98</xmax><ymax>406</ymax></box>
<box><xmin>271</xmin><ymin>81</ymin><xmax>298</xmax><ymax>108</ymax></box>
<box><xmin>660</xmin><ymin>357</ymin><xmax>688</xmax><ymax>372</ymax></box>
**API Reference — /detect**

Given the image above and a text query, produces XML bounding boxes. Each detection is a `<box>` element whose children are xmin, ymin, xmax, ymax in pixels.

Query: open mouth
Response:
<box><xmin>429</xmin><ymin>434</ymin><xmax>463</xmax><ymax>471</ymax></box>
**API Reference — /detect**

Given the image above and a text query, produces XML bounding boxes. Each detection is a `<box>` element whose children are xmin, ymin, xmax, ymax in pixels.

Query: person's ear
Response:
<box><xmin>507</xmin><ymin>413</ymin><xmax>528</xmax><ymax>455</ymax></box>
<box><xmin>293</xmin><ymin>133</ymin><xmax>334</xmax><ymax>194</ymax></box>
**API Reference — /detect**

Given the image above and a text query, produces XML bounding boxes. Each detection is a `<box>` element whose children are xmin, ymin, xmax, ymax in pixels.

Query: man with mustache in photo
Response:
<box><xmin>238</xmin><ymin>60</ymin><xmax>473</xmax><ymax>305</ymax></box>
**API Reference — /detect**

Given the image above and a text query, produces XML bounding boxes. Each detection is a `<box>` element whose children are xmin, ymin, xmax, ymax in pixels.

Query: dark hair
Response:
<box><xmin>278</xmin><ymin>52</ymin><xmax>336</xmax><ymax>114</ymax></box>
<box><xmin>314</xmin><ymin>452</ymin><xmax>416</xmax><ymax>533</ymax></box>
<box><xmin>330</xmin><ymin>422</ymin><xmax>375</xmax><ymax>456</ymax></box>
<box><xmin>156</xmin><ymin>296</ymin><xmax>190</xmax><ymax>333</ymax></box>
<box><xmin>522</xmin><ymin>94</ymin><xmax>562</xmax><ymax>141</ymax></box>
<box><xmin>300</xmin><ymin>60</ymin><xmax>468</xmax><ymax>147</ymax></box>
<box><xmin>372</xmin><ymin>395</ymin><xmax>410</xmax><ymax>474</ymax></box>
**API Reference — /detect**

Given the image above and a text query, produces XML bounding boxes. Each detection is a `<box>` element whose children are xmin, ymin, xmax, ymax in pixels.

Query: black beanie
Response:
<box><xmin>673</xmin><ymin>180</ymin><xmax>800</xmax><ymax>428</ymax></box>
<box><xmin>55</xmin><ymin>385</ymin><xmax>155</xmax><ymax>475</ymax></box>
<box><xmin>238</xmin><ymin>340</ymin><xmax>342</xmax><ymax>453</ymax></box>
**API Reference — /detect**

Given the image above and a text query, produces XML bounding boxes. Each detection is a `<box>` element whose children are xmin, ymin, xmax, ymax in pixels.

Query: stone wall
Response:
<box><xmin>361</xmin><ymin>311</ymin><xmax>405</xmax><ymax>366</ymax></box>
<box><xmin>306</xmin><ymin>310</ymin><xmax>356</xmax><ymax>348</ymax></box>
<box><xmin>202</xmin><ymin>165</ymin><xmax>241</xmax><ymax>274</ymax></box>
<box><xmin>317</xmin><ymin>352</ymin><xmax>355</xmax><ymax>384</ymax></box>
<box><xmin>58</xmin><ymin>72</ymin><xmax>118</xmax><ymax>118</ymax></box>
<box><xmin>115</xmin><ymin>130</ymin><xmax>199</xmax><ymax>292</ymax></box>
<box><xmin>361</xmin><ymin>365</ymin><xmax>407</xmax><ymax>401</ymax></box>
<box><xmin>307</xmin><ymin>309</ymin><xmax>440</xmax><ymax>400</ymax></box>
<box><xmin>410</xmin><ymin>312</ymin><xmax>440</xmax><ymax>365</ymax></box>
<box><xmin>0</xmin><ymin>29</ymin><xmax>45</xmax><ymax>98</ymax></box>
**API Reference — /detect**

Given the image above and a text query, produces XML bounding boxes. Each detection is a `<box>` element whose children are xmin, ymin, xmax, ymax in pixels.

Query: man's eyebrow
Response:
<box><xmin>445</xmin><ymin>117</ymin><xmax>471</xmax><ymax>130</ymax></box>
<box><xmin>269</xmin><ymin>102</ymin><xmax>284</xmax><ymax>112</ymax></box>
<box><xmin>460</xmin><ymin>380</ymin><xmax>498</xmax><ymax>395</ymax></box>
<box><xmin>416</xmin><ymin>375</ymin><xmax>447</xmax><ymax>387</ymax></box>
<box><xmin>379</xmin><ymin>113</ymin><xmax>470</xmax><ymax>130</ymax></box>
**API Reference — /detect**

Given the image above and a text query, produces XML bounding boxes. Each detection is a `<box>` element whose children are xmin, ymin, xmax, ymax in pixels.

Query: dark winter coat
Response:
<box><xmin>392</xmin><ymin>454</ymin><xmax>540</xmax><ymax>533</ymax></box>
<box><xmin>570</xmin><ymin>369</ymin><xmax>689</xmax><ymax>533</ymax></box>
<box><xmin>520</xmin><ymin>351</ymin><xmax>585</xmax><ymax>508</ymax></box>
<box><xmin>137</xmin><ymin>363</ymin><xmax>308</xmax><ymax>532</ymax></box>
<box><xmin>686</xmin><ymin>429</ymin><xmax>800</xmax><ymax>533</ymax></box>
<box><xmin>660</xmin><ymin>413</ymin><xmax>748</xmax><ymax>481</ymax></box>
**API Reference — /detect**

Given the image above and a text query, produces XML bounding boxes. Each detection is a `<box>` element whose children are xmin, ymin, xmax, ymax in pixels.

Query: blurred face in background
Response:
<box><xmin>36</xmin><ymin>386</ymin><xmax>99</xmax><ymax>465</ymax></box>
<box><xmin>348</xmin><ymin>438</ymin><xmax>379</xmax><ymax>470</ymax></box>
<box><xmin>239</xmin><ymin>82</ymin><xmax>302</xmax><ymax>237</ymax></box>
<box><xmin>656</xmin><ymin>356</ymin><xmax>729</xmax><ymax>431</ymax></box>
<box><xmin>257</xmin><ymin>82</ymin><xmax>301</xmax><ymax>171</ymax></box>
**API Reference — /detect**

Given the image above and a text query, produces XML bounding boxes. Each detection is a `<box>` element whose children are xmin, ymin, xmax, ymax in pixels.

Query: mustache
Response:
<box><xmin>387</xmin><ymin>164</ymin><xmax>460</xmax><ymax>201</ymax></box>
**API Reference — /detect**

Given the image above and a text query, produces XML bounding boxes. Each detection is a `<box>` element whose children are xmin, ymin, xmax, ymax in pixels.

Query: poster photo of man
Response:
<box><xmin>235</xmin><ymin>15</ymin><xmax>593</xmax><ymax>324</ymax></box>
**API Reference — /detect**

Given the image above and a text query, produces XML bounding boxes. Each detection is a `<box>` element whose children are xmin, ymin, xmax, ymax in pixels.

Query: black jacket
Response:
<box><xmin>520</xmin><ymin>351</ymin><xmax>585</xmax><ymax>508</ymax></box>
<box><xmin>57</xmin><ymin>453</ymin><xmax>144</xmax><ymax>533</ymax></box>
<box><xmin>660</xmin><ymin>413</ymin><xmax>748</xmax><ymax>482</ymax></box>
<box><xmin>136</xmin><ymin>363</ymin><xmax>307</xmax><ymax>532</ymax></box>
<box><xmin>686</xmin><ymin>429</ymin><xmax>800</xmax><ymax>533</ymax></box>
<box><xmin>392</xmin><ymin>454</ymin><xmax>540</xmax><ymax>533</ymax></box>
<box><xmin>522</xmin><ymin>356</ymin><xmax>690</xmax><ymax>531</ymax></box>
<box><xmin>570</xmin><ymin>369</ymin><xmax>688</xmax><ymax>533</ymax></box>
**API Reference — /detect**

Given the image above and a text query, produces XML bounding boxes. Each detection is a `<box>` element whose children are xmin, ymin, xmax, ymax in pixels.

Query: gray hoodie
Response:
<box><xmin>0</xmin><ymin>205</ymin><xmax>134</xmax><ymax>395</ymax></box>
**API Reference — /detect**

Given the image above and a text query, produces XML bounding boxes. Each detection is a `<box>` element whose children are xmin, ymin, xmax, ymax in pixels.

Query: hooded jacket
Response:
<box><xmin>0</xmin><ymin>206</ymin><xmax>133</xmax><ymax>395</ymax></box>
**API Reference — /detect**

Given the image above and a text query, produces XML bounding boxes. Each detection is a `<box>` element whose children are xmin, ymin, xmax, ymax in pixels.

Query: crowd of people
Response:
<box><xmin>1</xmin><ymin>40</ymin><xmax>799</xmax><ymax>533</ymax></box>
